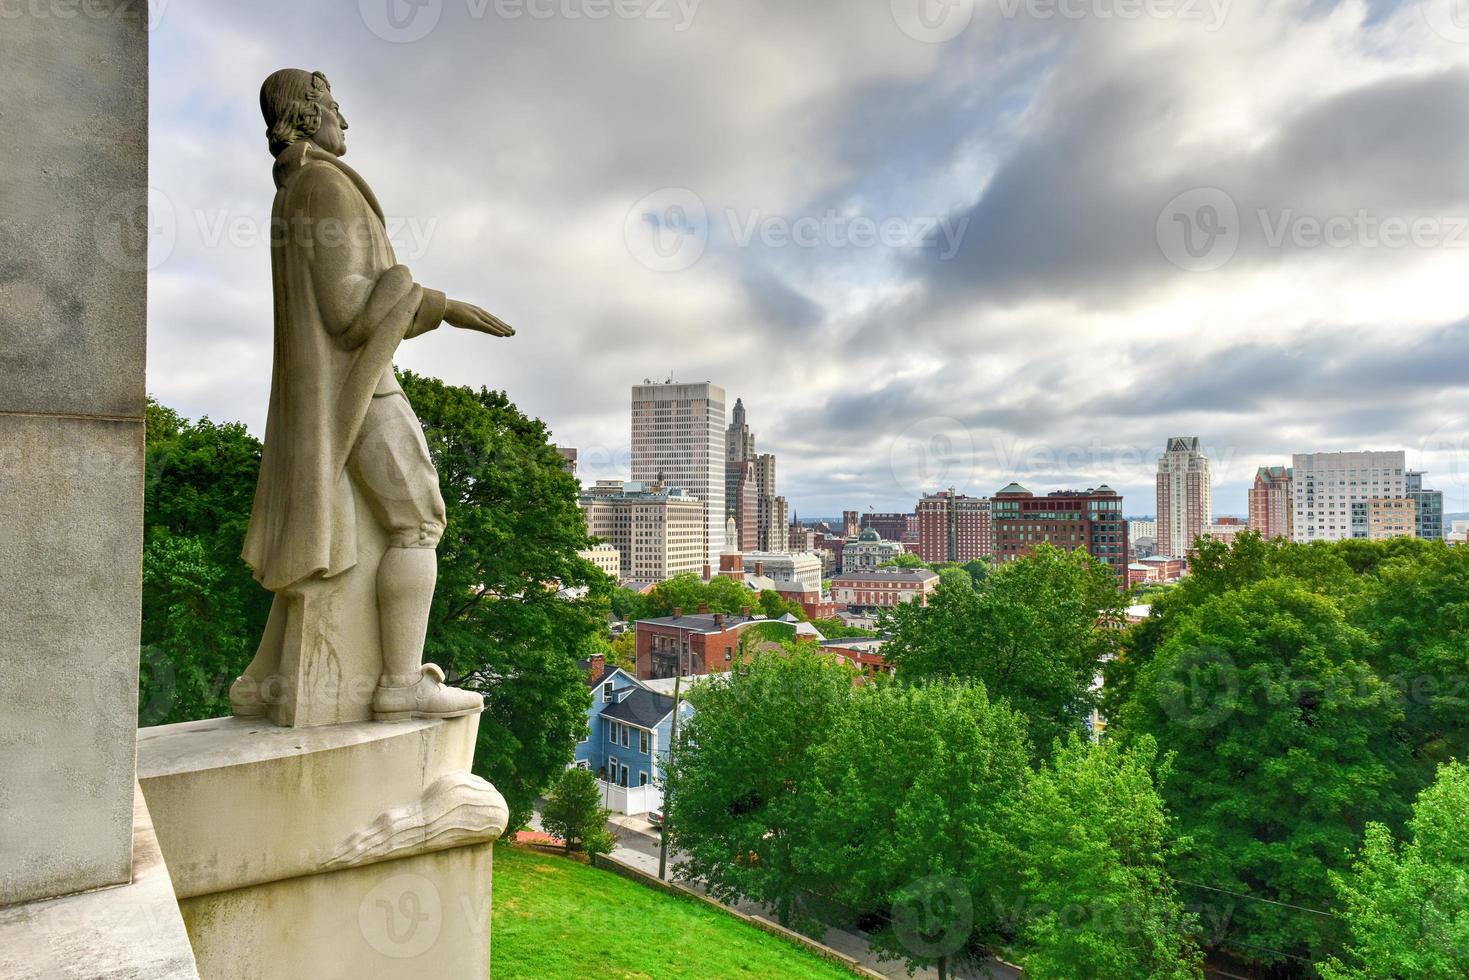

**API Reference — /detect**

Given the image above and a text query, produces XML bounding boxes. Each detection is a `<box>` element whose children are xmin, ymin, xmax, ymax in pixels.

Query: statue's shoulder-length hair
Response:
<box><xmin>260</xmin><ymin>69</ymin><xmax>332</xmax><ymax>158</ymax></box>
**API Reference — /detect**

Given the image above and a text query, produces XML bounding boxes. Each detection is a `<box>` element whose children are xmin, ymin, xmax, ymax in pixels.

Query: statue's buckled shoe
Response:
<box><xmin>372</xmin><ymin>663</ymin><xmax>484</xmax><ymax>722</ymax></box>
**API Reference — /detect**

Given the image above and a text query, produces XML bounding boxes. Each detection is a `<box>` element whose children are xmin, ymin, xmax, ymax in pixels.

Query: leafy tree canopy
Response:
<box><xmin>882</xmin><ymin>544</ymin><xmax>1124</xmax><ymax>756</ymax></box>
<box><xmin>1323</xmin><ymin>761</ymin><xmax>1469</xmax><ymax>979</ymax></box>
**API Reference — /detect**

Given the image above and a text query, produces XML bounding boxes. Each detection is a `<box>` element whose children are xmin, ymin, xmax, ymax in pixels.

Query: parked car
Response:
<box><xmin>647</xmin><ymin>809</ymin><xmax>664</xmax><ymax>830</ymax></box>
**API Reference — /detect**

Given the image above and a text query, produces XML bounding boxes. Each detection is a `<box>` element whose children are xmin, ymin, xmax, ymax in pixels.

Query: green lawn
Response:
<box><xmin>491</xmin><ymin>845</ymin><xmax>856</xmax><ymax>979</ymax></box>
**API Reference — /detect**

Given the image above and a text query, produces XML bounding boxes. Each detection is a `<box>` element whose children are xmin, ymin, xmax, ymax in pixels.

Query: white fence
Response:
<box><xmin>598</xmin><ymin>779</ymin><xmax>662</xmax><ymax>816</ymax></box>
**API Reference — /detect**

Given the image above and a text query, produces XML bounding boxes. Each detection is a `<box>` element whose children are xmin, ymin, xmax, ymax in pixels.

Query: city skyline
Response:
<box><xmin>146</xmin><ymin>4</ymin><xmax>1469</xmax><ymax>523</ymax></box>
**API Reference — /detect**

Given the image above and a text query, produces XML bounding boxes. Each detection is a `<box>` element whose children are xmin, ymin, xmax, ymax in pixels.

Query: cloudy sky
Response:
<box><xmin>147</xmin><ymin>0</ymin><xmax>1469</xmax><ymax>518</ymax></box>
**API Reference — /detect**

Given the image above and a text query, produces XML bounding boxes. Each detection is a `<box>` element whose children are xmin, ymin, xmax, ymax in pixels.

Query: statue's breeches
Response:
<box><xmin>347</xmin><ymin>393</ymin><xmax>447</xmax><ymax>548</ymax></box>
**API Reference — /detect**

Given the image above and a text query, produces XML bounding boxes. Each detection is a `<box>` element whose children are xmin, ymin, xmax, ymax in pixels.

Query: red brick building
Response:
<box><xmin>1248</xmin><ymin>465</ymin><xmax>1293</xmax><ymax>541</ymax></box>
<box><xmin>990</xmin><ymin>483</ymin><xmax>1129</xmax><ymax>582</ymax></box>
<box><xmin>635</xmin><ymin>609</ymin><xmax>761</xmax><ymax>680</ymax></box>
<box><xmin>859</xmin><ymin>511</ymin><xmax>913</xmax><ymax>543</ymax></box>
<box><xmin>915</xmin><ymin>489</ymin><xmax>992</xmax><ymax>563</ymax></box>
<box><xmin>830</xmin><ymin>568</ymin><xmax>939</xmax><ymax>611</ymax></box>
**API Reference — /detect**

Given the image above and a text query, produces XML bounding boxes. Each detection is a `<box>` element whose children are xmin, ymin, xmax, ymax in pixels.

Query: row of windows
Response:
<box><xmin>606</xmin><ymin>720</ymin><xmax>652</xmax><ymax>755</ymax></box>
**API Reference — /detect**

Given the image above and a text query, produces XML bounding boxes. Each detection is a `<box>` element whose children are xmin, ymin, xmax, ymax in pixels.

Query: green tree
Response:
<box><xmin>795</xmin><ymin>680</ymin><xmax>1031</xmax><ymax>979</ymax></box>
<box><xmin>1113</xmin><ymin>578</ymin><xmax>1407</xmax><ymax>964</ymax></box>
<box><xmin>611</xmin><ymin>586</ymin><xmax>653</xmax><ymax>623</ymax></box>
<box><xmin>644</xmin><ymin>573</ymin><xmax>755</xmax><ymax>617</ymax></box>
<box><xmin>664</xmin><ymin>647</ymin><xmax>857</xmax><ymax>926</ymax></box>
<box><xmin>141</xmin><ymin>399</ymin><xmax>269</xmax><ymax>724</ymax></box>
<box><xmin>757</xmin><ymin>589</ymin><xmax>807</xmax><ymax>620</ymax></box>
<box><xmin>400</xmin><ymin>370</ymin><xmax>602</xmax><ymax>831</ymax></box>
<box><xmin>1322</xmin><ymin>761</ymin><xmax>1469</xmax><ymax>979</ymax></box>
<box><xmin>883</xmin><ymin>545</ymin><xmax>1124</xmax><ymax>756</ymax></box>
<box><xmin>809</xmin><ymin>618</ymin><xmax>878</xmax><ymax>640</ymax></box>
<box><xmin>606</xmin><ymin>630</ymin><xmax>637</xmax><ymax>671</ymax></box>
<box><xmin>541</xmin><ymin>766</ymin><xmax>615</xmax><ymax>859</ymax></box>
<box><xmin>1010</xmin><ymin>736</ymin><xmax>1202</xmax><ymax>980</ymax></box>
<box><xmin>878</xmin><ymin>552</ymin><xmax>930</xmax><ymax>570</ymax></box>
<box><xmin>1355</xmin><ymin>544</ymin><xmax>1469</xmax><ymax>773</ymax></box>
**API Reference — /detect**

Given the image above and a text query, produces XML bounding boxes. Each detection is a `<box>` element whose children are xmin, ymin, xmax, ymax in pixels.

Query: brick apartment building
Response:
<box><xmin>991</xmin><ymin>483</ymin><xmax>1129</xmax><ymax>581</ymax></box>
<box><xmin>915</xmin><ymin>489</ymin><xmax>993</xmax><ymax>563</ymax></box>
<box><xmin>1248</xmin><ymin>465</ymin><xmax>1293</xmax><ymax>541</ymax></box>
<box><xmin>830</xmin><ymin>567</ymin><xmax>940</xmax><ymax>612</ymax></box>
<box><xmin>635</xmin><ymin>608</ymin><xmax>761</xmax><ymax>680</ymax></box>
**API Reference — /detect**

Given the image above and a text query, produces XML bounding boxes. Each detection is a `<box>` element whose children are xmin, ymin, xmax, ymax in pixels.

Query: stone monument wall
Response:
<box><xmin>0</xmin><ymin>8</ymin><xmax>149</xmax><ymax>907</ymax></box>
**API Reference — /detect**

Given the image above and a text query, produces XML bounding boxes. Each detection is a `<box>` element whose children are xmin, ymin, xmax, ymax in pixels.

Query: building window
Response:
<box><xmin>639</xmin><ymin>730</ymin><xmax>650</xmax><ymax>754</ymax></box>
<box><xmin>602</xmin><ymin>681</ymin><xmax>613</xmax><ymax>702</ymax></box>
<box><xmin>621</xmin><ymin>726</ymin><xmax>631</xmax><ymax>748</ymax></box>
<box><xmin>639</xmin><ymin>772</ymin><xmax>650</xmax><ymax>787</ymax></box>
<box><xmin>608</xmin><ymin>755</ymin><xmax>617</xmax><ymax>780</ymax></box>
<box><xmin>608</xmin><ymin>722</ymin><xmax>618</xmax><ymax>743</ymax></box>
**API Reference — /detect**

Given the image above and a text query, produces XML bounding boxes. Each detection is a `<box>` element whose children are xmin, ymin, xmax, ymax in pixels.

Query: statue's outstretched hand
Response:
<box><xmin>445</xmin><ymin>299</ymin><xmax>515</xmax><ymax>337</ymax></box>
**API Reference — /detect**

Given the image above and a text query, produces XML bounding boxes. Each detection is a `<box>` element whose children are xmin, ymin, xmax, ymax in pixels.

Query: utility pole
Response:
<box><xmin>658</xmin><ymin>638</ymin><xmax>687</xmax><ymax>881</ymax></box>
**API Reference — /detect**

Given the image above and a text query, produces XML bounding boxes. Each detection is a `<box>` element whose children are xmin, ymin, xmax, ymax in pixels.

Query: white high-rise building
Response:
<box><xmin>1291</xmin><ymin>451</ymin><xmax>1408</xmax><ymax>542</ymax></box>
<box><xmin>1156</xmin><ymin>437</ymin><xmax>1213</xmax><ymax>558</ymax></box>
<box><xmin>631</xmin><ymin>380</ymin><xmax>726</xmax><ymax>569</ymax></box>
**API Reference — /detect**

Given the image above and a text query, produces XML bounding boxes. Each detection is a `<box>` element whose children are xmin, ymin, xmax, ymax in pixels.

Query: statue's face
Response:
<box><xmin>311</xmin><ymin>91</ymin><xmax>348</xmax><ymax>156</ymax></box>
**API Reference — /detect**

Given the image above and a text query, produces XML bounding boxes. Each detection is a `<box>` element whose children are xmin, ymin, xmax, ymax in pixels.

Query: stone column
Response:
<box><xmin>0</xmin><ymin>8</ymin><xmax>198</xmax><ymax>979</ymax></box>
<box><xmin>0</xmin><ymin>2</ymin><xmax>150</xmax><ymax>909</ymax></box>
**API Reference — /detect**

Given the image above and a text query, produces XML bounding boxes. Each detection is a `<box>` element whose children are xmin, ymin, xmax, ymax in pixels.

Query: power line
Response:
<box><xmin>1172</xmin><ymin>878</ymin><xmax>1336</xmax><ymax>918</ymax></box>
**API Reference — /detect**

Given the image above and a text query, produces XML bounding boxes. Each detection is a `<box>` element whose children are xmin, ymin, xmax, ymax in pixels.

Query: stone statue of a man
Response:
<box><xmin>230</xmin><ymin>69</ymin><xmax>512</xmax><ymax>724</ymax></box>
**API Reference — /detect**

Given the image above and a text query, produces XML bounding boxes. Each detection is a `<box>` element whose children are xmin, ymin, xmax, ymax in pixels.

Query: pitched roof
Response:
<box><xmin>636</xmin><ymin>613</ymin><xmax>759</xmax><ymax>633</ymax></box>
<box><xmin>577</xmin><ymin>659</ymin><xmax>626</xmax><ymax>690</ymax></box>
<box><xmin>600</xmin><ymin>688</ymin><xmax>675</xmax><ymax>730</ymax></box>
<box><xmin>831</xmin><ymin>568</ymin><xmax>939</xmax><ymax>584</ymax></box>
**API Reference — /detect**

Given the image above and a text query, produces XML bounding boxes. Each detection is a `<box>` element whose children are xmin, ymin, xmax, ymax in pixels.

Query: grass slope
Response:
<box><xmin>492</xmin><ymin>845</ymin><xmax>854</xmax><ymax>979</ymax></box>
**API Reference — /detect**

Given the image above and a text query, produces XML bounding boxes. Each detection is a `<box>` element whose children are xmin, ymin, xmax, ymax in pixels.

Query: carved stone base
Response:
<box><xmin>137</xmin><ymin>714</ymin><xmax>506</xmax><ymax>980</ymax></box>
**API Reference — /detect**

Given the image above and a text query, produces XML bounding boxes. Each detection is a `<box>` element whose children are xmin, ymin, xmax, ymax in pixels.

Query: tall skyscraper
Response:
<box><xmin>1248</xmin><ymin>465</ymin><xmax>1293</xmax><ymax>540</ymax></box>
<box><xmin>726</xmin><ymin>459</ymin><xmax>759</xmax><ymax>551</ymax></box>
<box><xmin>726</xmin><ymin>397</ymin><xmax>755</xmax><ymax>464</ymax></box>
<box><xmin>1156</xmin><ymin>437</ymin><xmax>1213</xmax><ymax>557</ymax></box>
<box><xmin>1291</xmin><ymin>450</ymin><xmax>1407</xmax><ymax>542</ymax></box>
<box><xmin>631</xmin><ymin>380</ymin><xmax>726</xmax><ymax>567</ymax></box>
<box><xmin>724</xmin><ymin>397</ymin><xmax>789</xmax><ymax>553</ymax></box>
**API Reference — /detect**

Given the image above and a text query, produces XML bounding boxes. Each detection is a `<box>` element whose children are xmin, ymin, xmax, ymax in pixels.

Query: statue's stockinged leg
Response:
<box><xmin>370</xmin><ymin>545</ymin><xmax>482</xmax><ymax>721</ymax></box>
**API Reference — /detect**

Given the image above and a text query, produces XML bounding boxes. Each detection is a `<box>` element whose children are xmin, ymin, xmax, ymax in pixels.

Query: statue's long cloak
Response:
<box><xmin>242</xmin><ymin>141</ymin><xmax>445</xmax><ymax>591</ymax></box>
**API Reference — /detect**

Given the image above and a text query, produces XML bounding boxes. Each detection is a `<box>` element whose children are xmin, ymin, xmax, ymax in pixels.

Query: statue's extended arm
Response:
<box><xmin>443</xmin><ymin>300</ymin><xmax>514</xmax><ymax>337</ymax></box>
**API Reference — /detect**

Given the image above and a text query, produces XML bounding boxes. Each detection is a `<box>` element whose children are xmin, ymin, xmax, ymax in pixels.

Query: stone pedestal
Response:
<box><xmin>137</xmin><ymin>715</ymin><xmax>507</xmax><ymax>980</ymax></box>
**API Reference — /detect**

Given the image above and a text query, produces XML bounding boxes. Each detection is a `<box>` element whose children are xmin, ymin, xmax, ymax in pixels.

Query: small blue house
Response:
<box><xmin>573</xmin><ymin>656</ymin><xmax>692</xmax><ymax>815</ymax></box>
